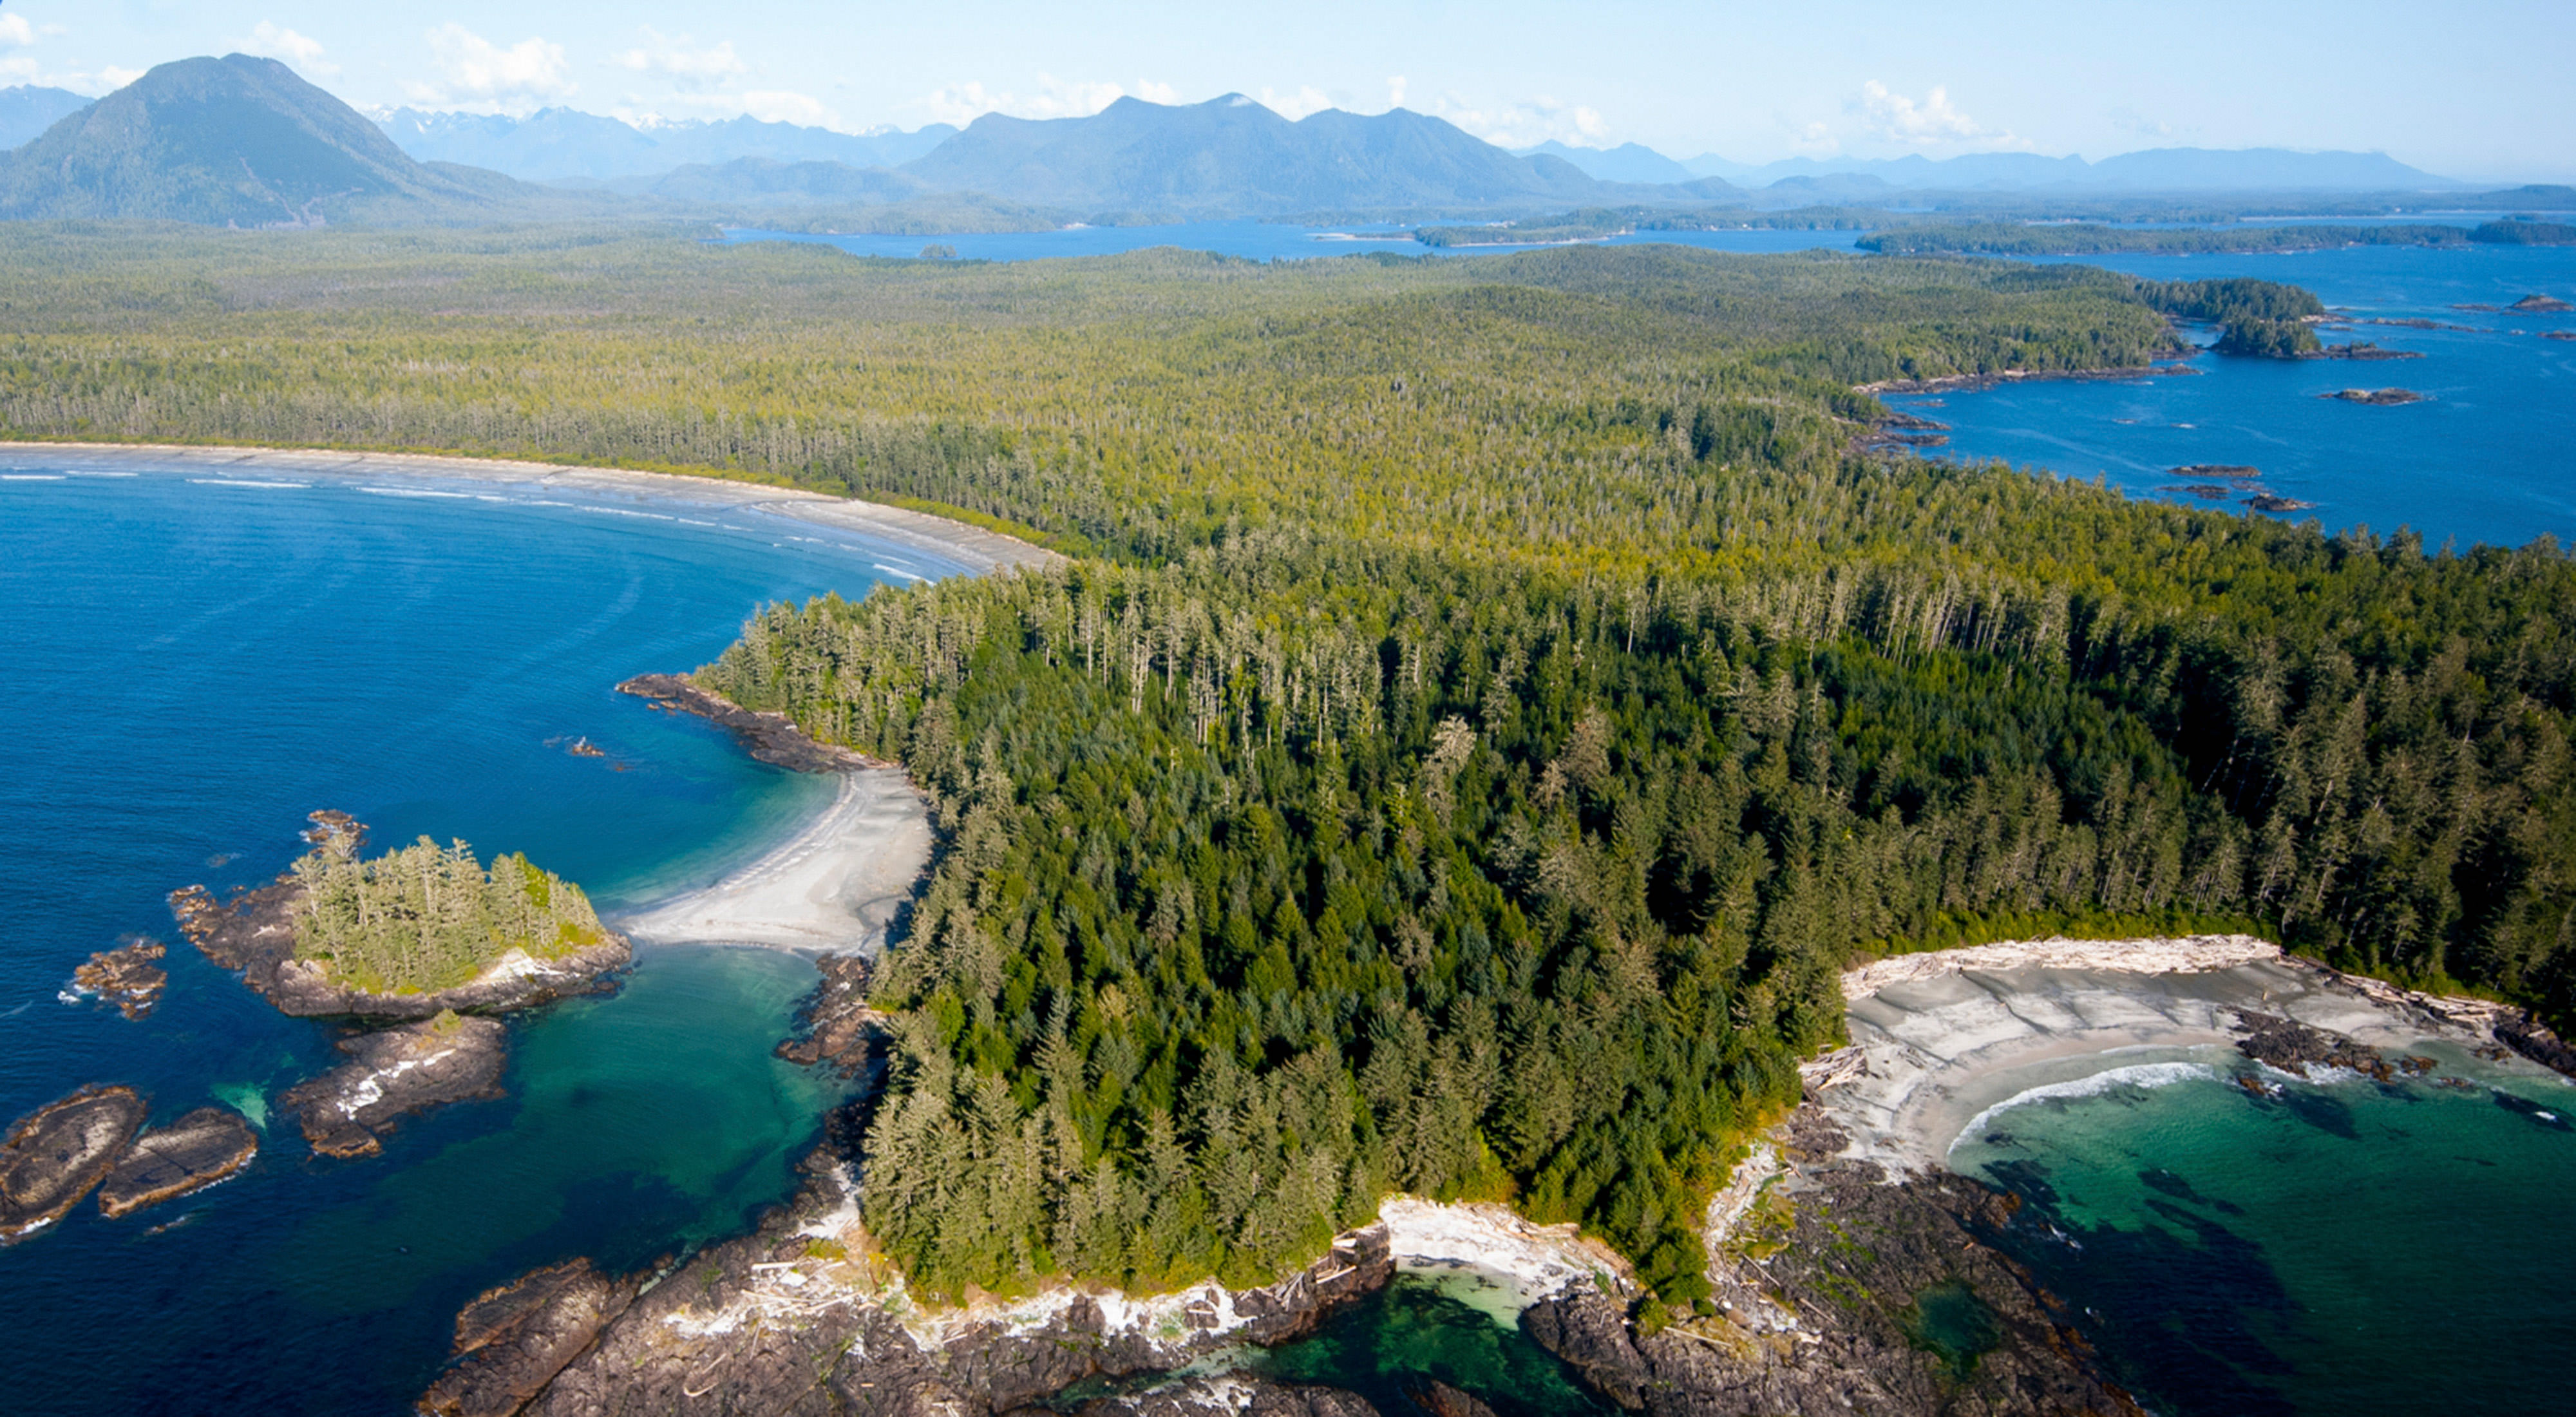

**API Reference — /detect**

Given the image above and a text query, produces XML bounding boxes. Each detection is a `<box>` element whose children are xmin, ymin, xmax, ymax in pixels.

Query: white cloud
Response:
<box><xmin>1417</xmin><ymin>93</ymin><xmax>1610</xmax><ymax>149</ymax></box>
<box><xmin>1387</xmin><ymin>76</ymin><xmax>1407</xmax><ymax>109</ymax></box>
<box><xmin>0</xmin><ymin>15</ymin><xmax>35</xmax><ymax>48</ymax></box>
<box><xmin>918</xmin><ymin>75</ymin><xmax>1173</xmax><ymax>126</ymax></box>
<box><xmin>405</xmin><ymin>24</ymin><xmax>574</xmax><ymax>113</ymax></box>
<box><xmin>614</xmin><ymin>30</ymin><xmax>746</xmax><ymax>90</ymax></box>
<box><xmin>1258</xmin><ymin>86</ymin><xmax>1334</xmax><ymax>121</ymax></box>
<box><xmin>241</xmin><ymin>21</ymin><xmax>337</xmax><ymax>77</ymax></box>
<box><xmin>1853</xmin><ymin>81</ymin><xmax>2026</xmax><ymax>149</ymax></box>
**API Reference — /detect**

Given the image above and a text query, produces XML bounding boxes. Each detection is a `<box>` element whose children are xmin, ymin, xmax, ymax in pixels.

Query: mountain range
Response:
<box><xmin>377</xmin><ymin>108</ymin><xmax>957</xmax><ymax>184</ymax></box>
<box><xmin>0</xmin><ymin>60</ymin><xmax>2491</xmax><ymax>230</ymax></box>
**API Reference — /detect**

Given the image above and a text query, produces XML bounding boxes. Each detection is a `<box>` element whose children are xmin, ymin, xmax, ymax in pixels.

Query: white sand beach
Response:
<box><xmin>0</xmin><ymin>441</ymin><xmax>1064</xmax><ymax>576</ymax></box>
<box><xmin>614</xmin><ymin>767</ymin><xmax>931</xmax><ymax>955</ymax></box>
<box><xmin>1803</xmin><ymin>936</ymin><xmax>2540</xmax><ymax>1175</ymax></box>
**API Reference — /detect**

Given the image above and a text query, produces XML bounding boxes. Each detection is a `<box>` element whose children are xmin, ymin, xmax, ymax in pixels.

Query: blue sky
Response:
<box><xmin>6</xmin><ymin>1</ymin><xmax>2571</xmax><ymax>180</ymax></box>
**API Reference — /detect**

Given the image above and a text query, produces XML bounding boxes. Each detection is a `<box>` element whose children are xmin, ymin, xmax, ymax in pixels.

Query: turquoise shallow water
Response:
<box><xmin>1951</xmin><ymin>1049</ymin><xmax>2576</xmax><ymax>1416</ymax></box>
<box><xmin>0</xmin><ymin>465</ymin><xmax>904</xmax><ymax>1412</ymax></box>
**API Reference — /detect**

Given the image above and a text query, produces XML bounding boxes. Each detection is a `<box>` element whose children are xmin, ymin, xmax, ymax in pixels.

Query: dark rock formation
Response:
<box><xmin>2508</xmin><ymin>294</ymin><xmax>2572</xmax><ymax>313</ymax></box>
<box><xmin>1406</xmin><ymin>1382</ymin><xmax>1494</xmax><ymax>1417</ymax></box>
<box><xmin>2166</xmin><ymin>484</ymin><xmax>2235</xmax><ymax>500</ymax></box>
<box><xmin>171</xmin><ymin>812</ymin><xmax>629</xmax><ymax>1020</ymax></box>
<box><xmin>2231</xmin><ymin>1011</ymin><xmax>2412</xmax><ymax>1080</ymax></box>
<box><xmin>282</xmin><ymin>1013</ymin><xmax>508</xmax><ymax>1159</ymax></box>
<box><xmin>1</xmin><ymin>1085</ymin><xmax>148</xmax><ymax>1241</ymax></box>
<box><xmin>2307</xmin><ymin>343</ymin><xmax>2422</xmax><ymax>361</ymax></box>
<box><xmin>2169</xmin><ymin>464</ymin><xmax>2264</xmax><ymax>480</ymax></box>
<box><xmin>618</xmin><ymin>674</ymin><xmax>875</xmax><ymax>774</ymax></box>
<box><xmin>2242</xmin><ymin>493</ymin><xmax>2319</xmax><ymax>513</ymax></box>
<box><xmin>2494</xmin><ymin>1013</ymin><xmax>2576</xmax><ymax>1079</ymax></box>
<box><xmin>1052</xmin><ymin>1381</ymin><xmax>1382</xmax><ymax>1417</ymax></box>
<box><xmin>1521</xmin><ymin>1107</ymin><xmax>2146</xmax><ymax>1417</ymax></box>
<box><xmin>71</xmin><ymin>937</ymin><xmax>168</xmax><ymax>1020</ymax></box>
<box><xmin>775</xmin><ymin>953</ymin><xmax>882</xmax><ymax>1074</ymax></box>
<box><xmin>422</xmin><ymin>1260</ymin><xmax>642</xmax><ymax>1417</ymax></box>
<box><xmin>97</xmin><ymin>1107</ymin><xmax>258</xmax><ymax>1218</ymax></box>
<box><xmin>2321</xmin><ymin>387</ymin><xmax>2426</xmax><ymax>405</ymax></box>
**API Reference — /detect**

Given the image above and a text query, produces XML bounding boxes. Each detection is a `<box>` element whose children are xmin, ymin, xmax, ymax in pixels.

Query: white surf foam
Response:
<box><xmin>355</xmin><ymin>485</ymin><xmax>471</xmax><ymax>499</ymax></box>
<box><xmin>191</xmin><ymin>478</ymin><xmax>309</xmax><ymax>489</ymax></box>
<box><xmin>1951</xmin><ymin>1061</ymin><xmax>2218</xmax><ymax>1154</ymax></box>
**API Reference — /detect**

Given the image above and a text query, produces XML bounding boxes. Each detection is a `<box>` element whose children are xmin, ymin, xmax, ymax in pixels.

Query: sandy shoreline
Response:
<box><xmin>0</xmin><ymin>440</ymin><xmax>1065</xmax><ymax>576</ymax></box>
<box><xmin>614</xmin><ymin>767</ymin><xmax>931</xmax><ymax>956</ymax></box>
<box><xmin>1804</xmin><ymin>935</ymin><xmax>2560</xmax><ymax>1175</ymax></box>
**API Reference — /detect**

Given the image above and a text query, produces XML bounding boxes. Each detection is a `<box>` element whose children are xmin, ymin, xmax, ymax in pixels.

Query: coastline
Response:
<box><xmin>1803</xmin><ymin>935</ymin><xmax>2561</xmax><ymax>1175</ymax></box>
<box><xmin>612</xmin><ymin>766</ymin><xmax>931</xmax><ymax>955</ymax></box>
<box><xmin>0</xmin><ymin>440</ymin><xmax>1065</xmax><ymax>577</ymax></box>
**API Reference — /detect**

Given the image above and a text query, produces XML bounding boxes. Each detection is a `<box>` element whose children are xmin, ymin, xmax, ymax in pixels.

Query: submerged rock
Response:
<box><xmin>281</xmin><ymin>1013</ymin><xmax>508</xmax><ymax>1159</ymax></box>
<box><xmin>70</xmin><ymin>937</ymin><xmax>168</xmax><ymax>1020</ymax></box>
<box><xmin>0</xmin><ymin>1085</ymin><xmax>148</xmax><ymax>1241</ymax></box>
<box><xmin>97</xmin><ymin>1107</ymin><xmax>258</xmax><ymax>1219</ymax></box>
<box><xmin>421</xmin><ymin>1259</ymin><xmax>641</xmax><ymax>1417</ymax></box>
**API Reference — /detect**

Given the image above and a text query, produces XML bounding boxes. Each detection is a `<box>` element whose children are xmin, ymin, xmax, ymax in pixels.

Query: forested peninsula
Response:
<box><xmin>8</xmin><ymin>227</ymin><xmax>2574</xmax><ymax>1314</ymax></box>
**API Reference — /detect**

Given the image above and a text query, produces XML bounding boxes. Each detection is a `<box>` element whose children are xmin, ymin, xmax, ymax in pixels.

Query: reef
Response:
<box><xmin>70</xmin><ymin>937</ymin><xmax>168</xmax><ymax>1020</ymax></box>
<box><xmin>0</xmin><ymin>1085</ymin><xmax>149</xmax><ymax>1241</ymax></box>
<box><xmin>2230</xmin><ymin>1011</ymin><xmax>2434</xmax><ymax>1081</ymax></box>
<box><xmin>96</xmin><ymin>1107</ymin><xmax>259</xmax><ymax>1219</ymax></box>
<box><xmin>2508</xmin><ymin>294</ymin><xmax>2573</xmax><ymax>313</ymax></box>
<box><xmin>282</xmin><ymin>1013</ymin><xmax>509</xmax><ymax>1159</ymax></box>
<box><xmin>170</xmin><ymin>812</ymin><xmax>630</xmax><ymax>1020</ymax></box>
<box><xmin>2322</xmin><ymin>387</ymin><xmax>2427</xmax><ymax>406</ymax></box>
<box><xmin>2306</xmin><ymin>343</ymin><xmax>2422</xmax><ymax>361</ymax></box>
<box><xmin>2168</xmin><ymin>464</ymin><xmax>2264</xmax><ymax>480</ymax></box>
<box><xmin>2166</xmin><ymin>484</ymin><xmax>2235</xmax><ymax>500</ymax></box>
<box><xmin>2242</xmin><ymin>493</ymin><xmax>2319</xmax><ymax>513</ymax></box>
<box><xmin>618</xmin><ymin>673</ymin><xmax>876</xmax><ymax>774</ymax></box>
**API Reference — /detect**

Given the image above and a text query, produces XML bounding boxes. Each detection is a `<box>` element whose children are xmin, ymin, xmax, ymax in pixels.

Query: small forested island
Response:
<box><xmin>171</xmin><ymin>811</ymin><xmax>630</xmax><ymax>1018</ymax></box>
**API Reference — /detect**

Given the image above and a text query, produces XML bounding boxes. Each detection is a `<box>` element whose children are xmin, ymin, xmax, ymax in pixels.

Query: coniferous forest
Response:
<box><xmin>289</xmin><ymin>830</ymin><xmax>612</xmax><ymax>994</ymax></box>
<box><xmin>5</xmin><ymin>225</ymin><xmax>2571</xmax><ymax>1309</ymax></box>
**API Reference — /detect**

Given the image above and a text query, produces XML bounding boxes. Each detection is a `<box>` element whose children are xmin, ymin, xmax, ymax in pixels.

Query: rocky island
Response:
<box><xmin>68</xmin><ymin>937</ymin><xmax>169</xmax><ymax>1020</ymax></box>
<box><xmin>0</xmin><ymin>1085</ymin><xmax>149</xmax><ymax>1241</ymax></box>
<box><xmin>2322</xmin><ymin>386</ymin><xmax>2427</xmax><ymax>405</ymax></box>
<box><xmin>283</xmin><ymin>1011</ymin><xmax>511</xmax><ymax>1159</ymax></box>
<box><xmin>2508</xmin><ymin>293</ymin><xmax>2573</xmax><ymax>313</ymax></box>
<box><xmin>96</xmin><ymin>1107</ymin><xmax>260</xmax><ymax>1218</ymax></box>
<box><xmin>171</xmin><ymin>810</ymin><xmax>630</xmax><ymax>1019</ymax></box>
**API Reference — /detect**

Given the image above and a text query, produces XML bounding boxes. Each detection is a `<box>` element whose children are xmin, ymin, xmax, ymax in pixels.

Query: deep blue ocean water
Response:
<box><xmin>1882</xmin><ymin>243</ymin><xmax>2576</xmax><ymax>549</ymax></box>
<box><xmin>0</xmin><ymin>466</ymin><xmax>905</xmax><ymax>1413</ymax></box>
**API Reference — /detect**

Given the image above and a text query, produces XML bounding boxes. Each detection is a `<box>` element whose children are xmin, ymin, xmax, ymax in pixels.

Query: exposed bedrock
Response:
<box><xmin>97</xmin><ymin>1107</ymin><xmax>258</xmax><ymax>1218</ymax></box>
<box><xmin>1525</xmin><ymin>1107</ymin><xmax>2146</xmax><ymax>1417</ymax></box>
<box><xmin>282</xmin><ymin>1013</ymin><xmax>509</xmax><ymax>1159</ymax></box>
<box><xmin>71</xmin><ymin>937</ymin><xmax>169</xmax><ymax>1020</ymax></box>
<box><xmin>422</xmin><ymin>1259</ymin><xmax>643</xmax><ymax>1417</ymax></box>
<box><xmin>0</xmin><ymin>1085</ymin><xmax>149</xmax><ymax>1241</ymax></box>
<box><xmin>776</xmin><ymin>953</ymin><xmax>884</xmax><ymax>1075</ymax></box>
<box><xmin>617</xmin><ymin>674</ymin><xmax>875</xmax><ymax>774</ymax></box>
<box><xmin>1037</xmin><ymin>1382</ymin><xmax>1385</xmax><ymax>1417</ymax></box>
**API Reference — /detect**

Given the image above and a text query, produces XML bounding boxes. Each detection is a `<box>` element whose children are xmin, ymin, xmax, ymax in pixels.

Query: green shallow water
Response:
<box><xmin>1951</xmin><ymin>1049</ymin><xmax>2576</xmax><ymax>1416</ymax></box>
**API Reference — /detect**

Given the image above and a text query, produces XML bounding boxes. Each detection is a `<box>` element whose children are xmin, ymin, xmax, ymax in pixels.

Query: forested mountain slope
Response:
<box><xmin>1</xmin><ymin>229</ymin><xmax>2568</xmax><ymax>1308</ymax></box>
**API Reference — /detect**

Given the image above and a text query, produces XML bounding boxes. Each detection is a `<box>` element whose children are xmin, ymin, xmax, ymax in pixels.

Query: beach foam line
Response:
<box><xmin>873</xmin><ymin>562</ymin><xmax>927</xmax><ymax>582</ymax></box>
<box><xmin>1</xmin><ymin>473</ymin><xmax>66</xmax><ymax>480</ymax></box>
<box><xmin>1950</xmin><ymin>1060</ymin><xmax>2218</xmax><ymax>1155</ymax></box>
<box><xmin>189</xmin><ymin>478</ymin><xmax>309</xmax><ymax>489</ymax></box>
<box><xmin>355</xmin><ymin>485</ymin><xmax>473</xmax><ymax>499</ymax></box>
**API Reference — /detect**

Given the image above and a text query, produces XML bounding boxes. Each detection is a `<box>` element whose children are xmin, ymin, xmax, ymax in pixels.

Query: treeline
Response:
<box><xmin>2139</xmin><ymin>277</ymin><xmax>2327</xmax><ymax>358</ymax></box>
<box><xmin>8</xmin><ymin>226</ymin><xmax>2573</xmax><ymax>1313</ymax></box>
<box><xmin>290</xmin><ymin>832</ymin><xmax>611</xmax><ymax>994</ymax></box>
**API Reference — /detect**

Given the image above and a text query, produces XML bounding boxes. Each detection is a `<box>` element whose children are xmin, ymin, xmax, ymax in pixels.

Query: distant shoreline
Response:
<box><xmin>0</xmin><ymin>440</ymin><xmax>1065</xmax><ymax>577</ymax></box>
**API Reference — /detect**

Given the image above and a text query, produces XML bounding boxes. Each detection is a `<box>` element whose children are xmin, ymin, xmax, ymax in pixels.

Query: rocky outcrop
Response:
<box><xmin>282</xmin><ymin>1013</ymin><xmax>508</xmax><ymax>1159</ymax></box>
<box><xmin>1</xmin><ymin>1085</ymin><xmax>149</xmax><ymax>1241</ymax></box>
<box><xmin>2231</xmin><ymin>1011</ymin><xmax>2433</xmax><ymax>1082</ymax></box>
<box><xmin>434</xmin><ymin>1139</ymin><xmax>1398</xmax><ymax>1417</ymax></box>
<box><xmin>2321</xmin><ymin>387</ymin><xmax>2426</xmax><ymax>405</ymax></box>
<box><xmin>2492</xmin><ymin>1013</ymin><xmax>2576</xmax><ymax>1079</ymax></box>
<box><xmin>1519</xmin><ymin>1107</ymin><xmax>2146</xmax><ymax>1417</ymax></box>
<box><xmin>96</xmin><ymin>1107</ymin><xmax>258</xmax><ymax>1218</ymax></box>
<box><xmin>775</xmin><ymin>953</ymin><xmax>883</xmax><ymax>1074</ymax></box>
<box><xmin>171</xmin><ymin>812</ymin><xmax>630</xmax><ymax>1020</ymax></box>
<box><xmin>2508</xmin><ymin>294</ymin><xmax>2573</xmax><ymax>313</ymax></box>
<box><xmin>70</xmin><ymin>938</ymin><xmax>168</xmax><ymax>1020</ymax></box>
<box><xmin>1048</xmin><ymin>1381</ymin><xmax>1383</xmax><ymax>1417</ymax></box>
<box><xmin>422</xmin><ymin>1260</ymin><xmax>642</xmax><ymax>1417</ymax></box>
<box><xmin>618</xmin><ymin>674</ymin><xmax>876</xmax><ymax>774</ymax></box>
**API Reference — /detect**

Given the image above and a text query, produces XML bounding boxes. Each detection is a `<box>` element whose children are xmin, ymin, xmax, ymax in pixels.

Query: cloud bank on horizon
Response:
<box><xmin>1</xmin><ymin>0</ymin><xmax>2570</xmax><ymax>179</ymax></box>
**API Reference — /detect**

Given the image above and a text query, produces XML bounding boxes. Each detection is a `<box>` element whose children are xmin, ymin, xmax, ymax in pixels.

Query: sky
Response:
<box><xmin>5</xmin><ymin>1</ymin><xmax>2571</xmax><ymax>181</ymax></box>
